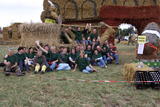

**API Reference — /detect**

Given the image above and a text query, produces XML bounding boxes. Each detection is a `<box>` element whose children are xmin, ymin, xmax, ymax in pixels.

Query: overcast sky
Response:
<box><xmin>0</xmin><ymin>0</ymin><xmax>43</xmax><ymax>27</ymax></box>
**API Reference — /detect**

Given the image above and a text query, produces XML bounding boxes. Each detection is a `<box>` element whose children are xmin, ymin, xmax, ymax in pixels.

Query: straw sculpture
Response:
<box><xmin>137</xmin><ymin>22</ymin><xmax>160</xmax><ymax>59</ymax></box>
<box><xmin>99</xmin><ymin>22</ymin><xmax>116</xmax><ymax>44</ymax></box>
<box><xmin>19</xmin><ymin>23</ymin><xmax>61</xmax><ymax>47</ymax></box>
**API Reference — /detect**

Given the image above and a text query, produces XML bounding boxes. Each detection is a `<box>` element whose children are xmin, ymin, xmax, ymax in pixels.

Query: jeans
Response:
<box><xmin>76</xmin><ymin>40</ymin><xmax>82</xmax><ymax>44</ymax></box>
<box><xmin>111</xmin><ymin>53</ymin><xmax>119</xmax><ymax>64</ymax></box>
<box><xmin>82</xmin><ymin>66</ymin><xmax>93</xmax><ymax>73</ymax></box>
<box><xmin>19</xmin><ymin>60</ymin><xmax>29</xmax><ymax>71</ymax></box>
<box><xmin>85</xmin><ymin>40</ymin><xmax>92</xmax><ymax>45</ymax></box>
<box><xmin>97</xmin><ymin>58</ymin><xmax>106</xmax><ymax>68</ymax></box>
<box><xmin>56</xmin><ymin>63</ymin><xmax>71</xmax><ymax>71</ymax></box>
<box><xmin>50</xmin><ymin>62</ymin><xmax>57</xmax><ymax>70</ymax></box>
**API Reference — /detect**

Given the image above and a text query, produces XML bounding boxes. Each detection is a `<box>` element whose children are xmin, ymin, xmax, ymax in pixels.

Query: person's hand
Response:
<box><xmin>35</xmin><ymin>40</ymin><xmax>40</xmax><ymax>46</ymax></box>
<box><xmin>4</xmin><ymin>55</ymin><xmax>8</xmax><ymax>58</ymax></box>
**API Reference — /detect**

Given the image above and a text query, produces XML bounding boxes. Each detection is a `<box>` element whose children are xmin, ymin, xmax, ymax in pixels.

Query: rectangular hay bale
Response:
<box><xmin>19</xmin><ymin>23</ymin><xmax>61</xmax><ymax>47</ymax></box>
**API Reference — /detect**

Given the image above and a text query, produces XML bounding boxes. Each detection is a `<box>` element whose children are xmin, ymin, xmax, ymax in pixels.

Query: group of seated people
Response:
<box><xmin>0</xmin><ymin>24</ymin><xmax>119</xmax><ymax>76</ymax></box>
<box><xmin>0</xmin><ymin>39</ymin><xmax>119</xmax><ymax>76</ymax></box>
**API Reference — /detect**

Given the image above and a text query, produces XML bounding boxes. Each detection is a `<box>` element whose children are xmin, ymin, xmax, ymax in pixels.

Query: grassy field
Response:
<box><xmin>0</xmin><ymin>44</ymin><xmax>159</xmax><ymax>107</ymax></box>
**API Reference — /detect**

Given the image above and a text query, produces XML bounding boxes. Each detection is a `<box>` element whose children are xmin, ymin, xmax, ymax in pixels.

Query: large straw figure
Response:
<box><xmin>137</xmin><ymin>22</ymin><xmax>160</xmax><ymax>59</ymax></box>
<box><xmin>41</xmin><ymin>0</ymin><xmax>61</xmax><ymax>24</ymax></box>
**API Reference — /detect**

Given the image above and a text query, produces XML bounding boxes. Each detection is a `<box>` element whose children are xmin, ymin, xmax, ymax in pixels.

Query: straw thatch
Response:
<box><xmin>123</xmin><ymin>63</ymin><xmax>153</xmax><ymax>81</ymax></box>
<box><xmin>19</xmin><ymin>23</ymin><xmax>61</xmax><ymax>47</ymax></box>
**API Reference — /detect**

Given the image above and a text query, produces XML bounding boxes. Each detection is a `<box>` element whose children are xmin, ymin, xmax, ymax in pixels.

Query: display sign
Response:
<box><xmin>138</xmin><ymin>36</ymin><xmax>147</xmax><ymax>44</ymax></box>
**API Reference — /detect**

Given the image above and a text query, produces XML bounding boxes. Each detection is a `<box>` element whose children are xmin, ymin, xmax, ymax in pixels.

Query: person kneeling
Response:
<box><xmin>74</xmin><ymin>51</ymin><xmax>98</xmax><ymax>73</ymax></box>
<box><xmin>34</xmin><ymin>50</ymin><xmax>47</xmax><ymax>74</ymax></box>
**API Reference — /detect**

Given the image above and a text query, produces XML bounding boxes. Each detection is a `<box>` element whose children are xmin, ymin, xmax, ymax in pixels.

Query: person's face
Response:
<box><xmin>96</xmin><ymin>46</ymin><xmax>101</xmax><ymax>51</ymax></box>
<box><xmin>24</xmin><ymin>48</ymin><xmax>28</xmax><ymax>53</ymax></box>
<box><xmin>65</xmin><ymin>28</ymin><xmax>69</xmax><ymax>32</ymax></box>
<box><xmin>68</xmin><ymin>27</ymin><xmax>72</xmax><ymax>30</ymax></box>
<box><xmin>50</xmin><ymin>47</ymin><xmax>56</xmax><ymax>53</ymax></box>
<box><xmin>19</xmin><ymin>49</ymin><xmax>24</xmax><ymax>54</ymax></box>
<box><xmin>93</xmin><ymin>29</ymin><xmax>97</xmax><ymax>34</ymax></box>
<box><xmin>29</xmin><ymin>48</ymin><xmax>33</xmax><ymax>53</ymax></box>
<box><xmin>63</xmin><ymin>48</ymin><xmax>67</xmax><ymax>53</ymax></box>
<box><xmin>8</xmin><ymin>50</ymin><xmax>14</xmax><ymax>56</ymax></box>
<box><xmin>109</xmin><ymin>44</ymin><xmax>113</xmax><ymax>47</ymax></box>
<box><xmin>78</xmin><ymin>27</ymin><xmax>81</xmax><ymax>31</ymax></box>
<box><xmin>103</xmin><ymin>47</ymin><xmax>106</xmax><ymax>51</ymax></box>
<box><xmin>94</xmin><ymin>50</ymin><xmax>98</xmax><ymax>55</ymax></box>
<box><xmin>37</xmin><ymin>51</ymin><xmax>42</xmax><ymax>56</ymax></box>
<box><xmin>76</xmin><ymin>46</ymin><xmax>80</xmax><ymax>51</ymax></box>
<box><xmin>105</xmin><ymin>40</ymin><xmax>108</xmax><ymax>45</ymax></box>
<box><xmin>80</xmin><ymin>52</ymin><xmax>84</xmax><ymax>58</ymax></box>
<box><xmin>44</xmin><ymin>46</ymin><xmax>49</xmax><ymax>51</ymax></box>
<box><xmin>80</xmin><ymin>45</ymin><xmax>84</xmax><ymax>50</ymax></box>
<box><xmin>87</xmin><ymin>45</ymin><xmax>91</xmax><ymax>50</ymax></box>
<box><xmin>71</xmin><ymin>49</ymin><xmax>75</xmax><ymax>54</ymax></box>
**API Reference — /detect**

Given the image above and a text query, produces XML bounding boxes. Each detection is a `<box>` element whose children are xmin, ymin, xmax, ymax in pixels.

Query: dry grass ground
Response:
<box><xmin>0</xmin><ymin>44</ymin><xmax>159</xmax><ymax>107</ymax></box>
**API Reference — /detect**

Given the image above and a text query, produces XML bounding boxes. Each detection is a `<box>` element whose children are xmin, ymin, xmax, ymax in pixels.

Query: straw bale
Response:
<box><xmin>19</xmin><ymin>23</ymin><xmax>61</xmax><ymax>47</ymax></box>
<box><xmin>101</xmin><ymin>0</ymin><xmax>116</xmax><ymax>6</ymax></box>
<box><xmin>64</xmin><ymin>1</ymin><xmax>78</xmax><ymax>19</ymax></box>
<box><xmin>11</xmin><ymin>23</ymin><xmax>21</xmax><ymax>40</ymax></box>
<box><xmin>123</xmin><ymin>0</ymin><xmax>138</xmax><ymax>6</ymax></box>
<box><xmin>2</xmin><ymin>27</ymin><xmax>10</xmax><ymax>40</ymax></box>
<box><xmin>142</xmin><ymin>0</ymin><xmax>157</xmax><ymax>6</ymax></box>
<box><xmin>81</xmin><ymin>0</ymin><xmax>97</xmax><ymax>19</ymax></box>
<box><xmin>123</xmin><ymin>63</ymin><xmax>153</xmax><ymax>81</ymax></box>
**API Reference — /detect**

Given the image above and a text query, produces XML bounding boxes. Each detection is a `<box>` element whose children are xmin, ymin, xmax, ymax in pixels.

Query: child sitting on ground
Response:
<box><xmin>33</xmin><ymin>50</ymin><xmax>47</xmax><ymax>74</ymax></box>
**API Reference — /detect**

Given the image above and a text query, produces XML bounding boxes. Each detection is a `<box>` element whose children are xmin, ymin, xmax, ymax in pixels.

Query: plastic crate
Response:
<box><xmin>135</xmin><ymin>71</ymin><xmax>151</xmax><ymax>89</ymax></box>
<box><xmin>148</xmin><ymin>71</ymin><xmax>160</xmax><ymax>89</ymax></box>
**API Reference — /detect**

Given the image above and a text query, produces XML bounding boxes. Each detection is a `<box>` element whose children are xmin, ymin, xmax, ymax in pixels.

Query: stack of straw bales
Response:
<box><xmin>19</xmin><ymin>23</ymin><xmax>61</xmax><ymax>47</ymax></box>
<box><xmin>123</xmin><ymin>63</ymin><xmax>153</xmax><ymax>81</ymax></box>
<box><xmin>42</xmin><ymin>0</ymin><xmax>159</xmax><ymax>22</ymax></box>
<box><xmin>2</xmin><ymin>23</ymin><xmax>21</xmax><ymax>41</ymax></box>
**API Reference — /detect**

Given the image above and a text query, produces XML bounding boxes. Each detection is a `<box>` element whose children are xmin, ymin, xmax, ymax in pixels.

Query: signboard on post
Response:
<box><xmin>137</xmin><ymin>35</ymin><xmax>147</xmax><ymax>54</ymax></box>
<box><xmin>138</xmin><ymin>36</ymin><xmax>147</xmax><ymax>44</ymax></box>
